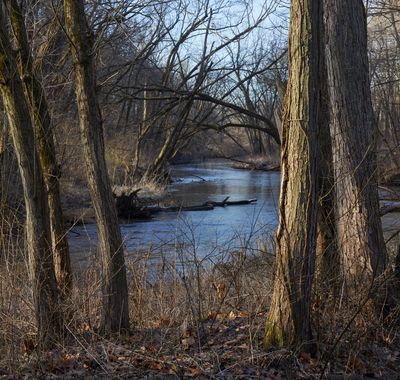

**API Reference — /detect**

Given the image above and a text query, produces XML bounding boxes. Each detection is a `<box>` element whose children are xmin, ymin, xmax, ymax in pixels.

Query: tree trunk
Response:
<box><xmin>265</xmin><ymin>0</ymin><xmax>320</xmax><ymax>351</ymax></box>
<box><xmin>64</xmin><ymin>0</ymin><xmax>129</xmax><ymax>333</ymax></box>
<box><xmin>0</xmin><ymin>9</ymin><xmax>62</xmax><ymax>347</ymax></box>
<box><xmin>324</xmin><ymin>0</ymin><xmax>387</xmax><ymax>290</ymax></box>
<box><xmin>315</xmin><ymin>3</ymin><xmax>340</xmax><ymax>299</ymax></box>
<box><xmin>0</xmin><ymin>115</ymin><xmax>5</xmax><ymax>256</ymax></box>
<box><xmin>5</xmin><ymin>0</ymin><xmax>72</xmax><ymax>293</ymax></box>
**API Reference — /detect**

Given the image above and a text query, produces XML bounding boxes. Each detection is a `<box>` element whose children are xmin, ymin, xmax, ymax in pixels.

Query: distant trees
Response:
<box><xmin>368</xmin><ymin>0</ymin><xmax>400</xmax><ymax>182</ymax></box>
<box><xmin>87</xmin><ymin>0</ymin><xmax>285</xmax><ymax>182</ymax></box>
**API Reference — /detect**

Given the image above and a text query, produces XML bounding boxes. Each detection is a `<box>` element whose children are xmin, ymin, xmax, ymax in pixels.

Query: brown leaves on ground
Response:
<box><xmin>2</xmin><ymin>312</ymin><xmax>400</xmax><ymax>379</ymax></box>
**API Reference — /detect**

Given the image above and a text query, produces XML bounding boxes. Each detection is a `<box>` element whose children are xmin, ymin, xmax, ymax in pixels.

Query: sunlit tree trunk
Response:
<box><xmin>0</xmin><ymin>8</ymin><xmax>62</xmax><ymax>347</ymax></box>
<box><xmin>315</xmin><ymin>3</ymin><xmax>339</xmax><ymax>298</ymax></box>
<box><xmin>5</xmin><ymin>0</ymin><xmax>72</xmax><ymax>293</ymax></box>
<box><xmin>324</xmin><ymin>0</ymin><xmax>387</xmax><ymax>290</ymax></box>
<box><xmin>64</xmin><ymin>0</ymin><xmax>129</xmax><ymax>333</ymax></box>
<box><xmin>265</xmin><ymin>0</ymin><xmax>320</xmax><ymax>351</ymax></box>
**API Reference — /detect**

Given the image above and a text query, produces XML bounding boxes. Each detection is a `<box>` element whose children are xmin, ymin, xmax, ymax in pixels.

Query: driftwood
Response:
<box><xmin>380</xmin><ymin>201</ymin><xmax>400</xmax><ymax>216</ymax></box>
<box><xmin>113</xmin><ymin>188</ymin><xmax>153</xmax><ymax>219</ymax></box>
<box><xmin>204</xmin><ymin>196</ymin><xmax>257</xmax><ymax>207</ymax></box>
<box><xmin>225</xmin><ymin>199</ymin><xmax>257</xmax><ymax>206</ymax></box>
<box><xmin>204</xmin><ymin>196</ymin><xmax>230</xmax><ymax>207</ymax></box>
<box><xmin>114</xmin><ymin>192</ymin><xmax>257</xmax><ymax>220</ymax></box>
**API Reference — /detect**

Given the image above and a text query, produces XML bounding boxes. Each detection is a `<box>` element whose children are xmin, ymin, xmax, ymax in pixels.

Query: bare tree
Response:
<box><xmin>0</xmin><ymin>4</ymin><xmax>62</xmax><ymax>346</ymax></box>
<box><xmin>4</xmin><ymin>0</ymin><xmax>72</xmax><ymax>293</ymax></box>
<box><xmin>64</xmin><ymin>0</ymin><xmax>129</xmax><ymax>332</ymax></box>
<box><xmin>368</xmin><ymin>0</ymin><xmax>400</xmax><ymax>183</ymax></box>
<box><xmin>264</xmin><ymin>0</ymin><xmax>320</xmax><ymax>351</ymax></box>
<box><xmin>315</xmin><ymin>3</ymin><xmax>339</xmax><ymax>300</ymax></box>
<box><xmin>324</xmin><ymin>0</ymin><xmax>387</xmax><ymax>290</ymax></box>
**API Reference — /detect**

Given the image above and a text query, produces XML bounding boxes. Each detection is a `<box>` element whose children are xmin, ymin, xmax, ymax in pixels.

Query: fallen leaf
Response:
<box><xmin>108</xmin><ymin>353</ymin><xmax>118</xmax><ymax>362</ymax></box>
<box><xmin>214</xmin><ymin>282</ymin><xmax>227</xmax><ymax>299</ymax></box>
<box><xmin>184</xmin><ymin>366</ymin><xmax>199</xmax><ymax>377</ymax></box>
<box><xmin>182</xmin><ymin>336</ymin><xmax>195</xmax><ymax>349</ymax></box>
<box><xmin>150</xmin><ymin>361</ymin><xmax>163</xmax><ymax>370</ymax></box>
<box><xmin>168</xmin><ymin>363</ymin><xmax>179</xmax><ymax>374</ymax></box>
<box><xmin>23</xmin><ymin>338</ymin><xmax>36</xmax><ymax>355</ymax></box>
<box><xmin>228</xmin><ymin>311</ymin><xmax>236</xmax><ymax>320</ymax></box>
<box><xmin>299</xmin><ymin>351</ymin><xmax>311</xmax><ymax>364</ymax></box>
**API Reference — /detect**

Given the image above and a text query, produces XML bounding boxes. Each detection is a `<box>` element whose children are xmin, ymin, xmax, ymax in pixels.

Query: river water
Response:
<box><xmin>68</xmin><ymin>161</ymin><xmax>281</xmax><ymax>265</ymax></box>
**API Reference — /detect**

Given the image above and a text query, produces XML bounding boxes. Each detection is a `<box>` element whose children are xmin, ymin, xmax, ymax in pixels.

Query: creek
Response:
<box><xmin>67</xmin><ymin>161</ymin><xmax>281</xmax><ymax>265</ymax></box>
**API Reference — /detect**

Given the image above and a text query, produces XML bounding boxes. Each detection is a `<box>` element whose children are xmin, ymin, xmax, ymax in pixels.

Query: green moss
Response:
<box><xmin>264</xmin><ymin>320</ymin><xmax>285</xmax><ymax>349</ymax></box>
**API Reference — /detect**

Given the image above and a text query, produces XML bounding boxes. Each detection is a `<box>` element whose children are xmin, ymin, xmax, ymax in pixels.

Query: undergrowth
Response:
<box><xmin>1</xmin><ymin>232</ymin><xmax>400</xmax><ymax>378</ymax></box>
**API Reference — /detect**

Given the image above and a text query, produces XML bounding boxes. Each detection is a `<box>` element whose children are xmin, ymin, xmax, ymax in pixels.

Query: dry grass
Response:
<box><xmin>0</xmin><ymin>229</ymin><xmax>275</xmax><ymax>376</ymax></box>
<box><xmin>1</xmin><ymin>225</ymin><xmax>400</xmax><ymax>378</ymax></box>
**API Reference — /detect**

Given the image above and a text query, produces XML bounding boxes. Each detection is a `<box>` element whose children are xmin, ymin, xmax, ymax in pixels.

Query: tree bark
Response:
<box><xmin>0</xmin><ymin>114</ymin><xmax>5</xmax><ymax>256</ymax></box>
<box><xmin>5</xmin><ymin>0</ymin><xmax>72</xmax><ymax>293</ymax></box>
<box><xmin>64</xmin><ymin>0</ymin><xmax>129</xmax><ymax>333</ymax></box>
<box><xmin>0</xmin><ymin>8</ymin><xmax>62</xmax><ymax>346</ymax></box>
<box><xmin>265</xmin><ymin>0</ymin><xmax>320</xmax><ymax>351</ymax></box>
<box><xmin>315</xmin><ymin>3</ymin><xmax>340</xmax><ymax>299</ymax></box>
<box><xmin>324</xmin><ymin>0</ymin><xmax>387</xmax><ymax>290</ymax></box>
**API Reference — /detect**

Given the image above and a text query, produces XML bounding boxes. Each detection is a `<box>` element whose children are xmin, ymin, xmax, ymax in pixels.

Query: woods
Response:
<box><xmin>0</xmin><ymin>0</ymin><xmax>399</xmax><ymax>377</ymax></box>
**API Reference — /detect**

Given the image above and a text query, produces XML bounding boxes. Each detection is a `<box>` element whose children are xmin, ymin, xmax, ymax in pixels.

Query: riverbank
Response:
<box><xmin>229</xmin><ymin>155</ymin><xmax>280</xmax><ymax>171</ymax></box>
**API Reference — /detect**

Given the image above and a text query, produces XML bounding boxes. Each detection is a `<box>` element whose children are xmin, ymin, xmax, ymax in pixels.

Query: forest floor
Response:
<box><xmin>2</xmin><ymin>243</ymin><xmax>400</xmax><ymax>379</ymax></box>
<box><xmin>2</xmin><ymin>310</ymin><xmax>400</xmax><ymax>379</ymax></box>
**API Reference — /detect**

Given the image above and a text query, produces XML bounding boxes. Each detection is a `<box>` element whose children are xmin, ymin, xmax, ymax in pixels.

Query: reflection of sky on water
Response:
<box><xmin>68</xmin><ymin>162</ymin><xmax>280</xmax><ymax>266</ymax></box>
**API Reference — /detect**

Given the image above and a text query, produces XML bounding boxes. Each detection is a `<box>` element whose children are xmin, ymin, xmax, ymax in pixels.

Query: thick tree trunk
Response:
<box><xmin>324</xmin><ymin>0</ymin><xmax>387</xmax><ymax>290</ymax></box>
<box><xmin>315</xmin><ymin>4</ymin><xmax>340</xmax><ymax>298</ymax></box>
<box><xmin>6</xmin><ymin>0</ymin><xmax>72</xmax><ymax>293</ymax></box>
<box><xmin>0</xmin><ymin>10</ymin><xmax>62</xmax><ymax>347</ymax></box>
<box><xmin>64</xmin><ymin>0</ymin><xmax>129</xmax><ymax>333</ymax></box>
<box><xmin>265</xmin><ymin>0</ymin><xmax>320</xmax><ymax>351</ymax></box>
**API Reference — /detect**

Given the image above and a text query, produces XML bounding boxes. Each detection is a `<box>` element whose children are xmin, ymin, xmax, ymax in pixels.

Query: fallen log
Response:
<box><xmin>117</xmin><ymin>207</ymin><xmax>152</xmax><ymax>220</ymax></box>
<box><xmin>114</xmin><ymin>191</ymin><xmax>258</xmax><ymax>220</ymax></box>
<box><xmin>380</xmin><ymin>201</ymin><xmax>400</xmax><ymax>216</ymax></box>
<box><xmin>158</xmin><ymin>199</ymin><xmax>256</xmax><ymax>212</ymax></box>
<box><xmin>181</xmin><ymin>204</ymin><xmax>215</xmax><ymax>211</ymax></box>
<box><xmin>146</xmin><ymin>204</ymin><xmax>215</xmax><ymax>212</ymax></box>
<box><xmin>203</xmin><ymin>197</ymin><xmax>257</xmax><ymax>207</ymax></box>
<box><xmin>225</xmin><ymin>199</ymin><xmax>257</xmax><ymax>206</ymax></box>
<box><xmin>204</xmin><ymin>196</ymin><xmax>230</xmax><ymax>207</ymax></box>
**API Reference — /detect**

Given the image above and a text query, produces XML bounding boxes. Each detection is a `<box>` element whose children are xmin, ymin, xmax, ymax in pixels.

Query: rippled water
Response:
<box><xmin>67</xmin><ymin>161</ymin><xmax>281</xmax><ymax>265</ymax></box>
